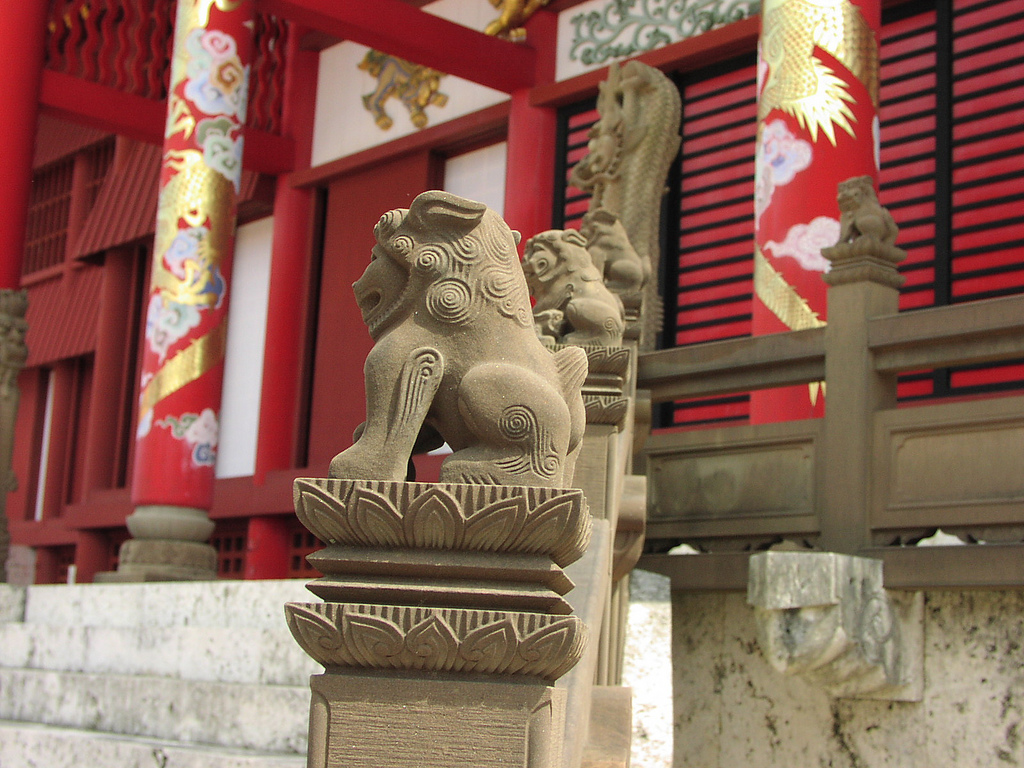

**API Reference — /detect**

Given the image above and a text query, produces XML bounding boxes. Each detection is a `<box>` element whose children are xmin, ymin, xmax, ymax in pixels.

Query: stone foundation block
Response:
<box><xmin>306</xmin><ymin>672</ymin><xmax>564</xmax><ymax>768</ymax></box>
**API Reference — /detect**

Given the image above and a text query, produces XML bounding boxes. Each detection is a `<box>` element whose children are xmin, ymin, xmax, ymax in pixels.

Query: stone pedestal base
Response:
<box><xmin>307</xmin><ymin>672</ymin><xmax>564</xmax><ymax>768</ymax></box>
<box><xmin>114</xmin><ymin>539</ymin><xmax>217</xmax><ymax>581</ymax></box>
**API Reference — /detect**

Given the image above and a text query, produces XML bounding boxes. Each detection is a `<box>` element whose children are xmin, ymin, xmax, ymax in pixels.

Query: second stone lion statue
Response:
<box><xmin>522</xmin><ymin>228</ymin><xmax>626</xmax><ymax>347</ymax></box>
<box><xmin>329</xmin><ymin>190</ymin><xmax>588</xmax><ymax>488</ymax></box>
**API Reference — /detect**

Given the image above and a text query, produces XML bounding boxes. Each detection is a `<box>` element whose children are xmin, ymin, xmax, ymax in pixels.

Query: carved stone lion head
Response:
<box><xmin>520</xmin><ymin>229</ymin><xmax>599</xmax><ymax>290</ymax></box>
<box><xmin>836</xmin><ymin>175</ymin><xmax>876</xmax><ymax>213</ymax></box>
<box><xmin>353</xmin><ymin>191</ymin><xmax>532</xmax><ymax>339</ymax></box>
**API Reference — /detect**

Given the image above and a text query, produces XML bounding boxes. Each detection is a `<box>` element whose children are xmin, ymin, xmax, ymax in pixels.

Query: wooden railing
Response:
<box><xmin>44</xmin><ymin>0</ymin><xmax>289</xmax><ymax>133</ymax></box>
<box><xmin>637</xmin><ymin>243</ymin><xmax>1024</xmax><ymax>590</ymax></box>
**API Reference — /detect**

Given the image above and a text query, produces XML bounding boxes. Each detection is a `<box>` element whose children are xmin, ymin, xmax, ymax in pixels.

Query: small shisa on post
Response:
<box><xmin>286</xmin><ymin>191</ymin><xmax>593</xmax><ymax>768</ymax></box>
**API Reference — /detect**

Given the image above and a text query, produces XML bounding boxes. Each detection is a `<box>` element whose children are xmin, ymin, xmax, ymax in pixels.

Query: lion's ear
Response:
<box><xmin>408</xmin><ymin>191</ymin><xmax>487</xmax><ymax>233</ymax></box>
<box><xmin>512</xmin><ymin>230</ymin><xmax>522</xmax><ymax>246</ymax></box>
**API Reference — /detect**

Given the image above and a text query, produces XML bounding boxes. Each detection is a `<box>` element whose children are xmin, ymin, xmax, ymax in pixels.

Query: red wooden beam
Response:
<box><xmin>258</xmin><ymin>0</ymin><xmax>537</xmax><ymax>92</ymax></box>
<box><xmin>39</xmin><ymin>70</ymin><xmax>295</xmax><ymax>175</ymax></box>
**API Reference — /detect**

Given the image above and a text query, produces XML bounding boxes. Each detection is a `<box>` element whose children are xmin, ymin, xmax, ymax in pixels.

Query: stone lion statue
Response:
<box><xmin>329</xmin><ymin>191</ymin><xmax>588</xmax><ymax>488</ymax></box>
<box><xmin>581</xmin><ymin>208</ymin><xmax>648</xmax><ymax>295</ymax></box>
<box><xmin>522</xmin><ymin>229</ymin><xmax>625</xmax><ymax>347</ymax></box>
<box><xmin>835</xmin><ymin>175</ymin><xmax>898</xmax><ymax>246</ymax></box>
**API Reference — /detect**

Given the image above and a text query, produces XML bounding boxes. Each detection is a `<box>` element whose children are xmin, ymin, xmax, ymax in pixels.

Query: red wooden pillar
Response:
<box><xmin>124</xmin><ymin>0</ymin><xmax>256</xmax><ymax>579</ymax></box>
<box><xmin>81</xmin><ymin>247</ymin><xmax>135</xmax><ymax>493</ymax></box>
<box><xmin>502</xmin><ymin>11</ymin><xmax>557</xmax><ymax>243</ymax></box>
<box><xmin>245</xmin><ymin>515</ymin><xmax>289</xmax><ymax>580</ymax></box>
<box><xmin>0</xmin><ymin>0</ymin><xmax>47</xmax><ymax>289</ymax></box>
<box><xmin>254</xmin><ymin>24</ymin><xmax>318</xmax><ymax>484</ymax></box>
<box><xmin>751</xmin><ymin>0</ymin><xmax>881</xmax><ymax>422</ymax></box>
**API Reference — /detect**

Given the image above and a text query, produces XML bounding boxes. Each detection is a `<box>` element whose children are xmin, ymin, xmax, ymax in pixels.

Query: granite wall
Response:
<box><xmin>672</xmin><ymin>589</ymin><xmax>1024</xmax><ymax>767</ymax></box>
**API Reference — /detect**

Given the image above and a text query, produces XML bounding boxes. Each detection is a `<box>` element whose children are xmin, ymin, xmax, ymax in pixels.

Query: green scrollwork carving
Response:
<box><xmin>569</xmin><ymin>0</ymin><xmax>761</xmax><ymax>66</ymax></box>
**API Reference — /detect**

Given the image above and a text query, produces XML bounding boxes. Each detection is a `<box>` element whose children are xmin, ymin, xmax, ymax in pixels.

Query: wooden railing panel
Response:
<box><xmin>646</xmin><ymin>420</ymin><xmax>823</xmax><ymax>546</ymax></box>
<box><xmin>871</xmin><ymin>395</ymin><xmax>1024</xmax><ymax>539</ymax></box>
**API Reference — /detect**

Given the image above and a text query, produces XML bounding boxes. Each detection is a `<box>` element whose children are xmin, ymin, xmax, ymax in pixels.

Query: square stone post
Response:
<box><xmin>819</xmin><ymin>180</ymin><xmax>907</xmax><ymax>552</ymax></box>
<box><xmin>286</xmin><ymin>479</ymin><xmax>592</xmax><ymax>768</ymax></box>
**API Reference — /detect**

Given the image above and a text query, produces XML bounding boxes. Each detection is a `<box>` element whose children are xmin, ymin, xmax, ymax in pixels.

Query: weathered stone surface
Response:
<box><xmin>748</xmin><ymin>551</ymin><xmax>922</xmax><ymax>700</ymax></box>
<box><xmin>0</xmin><ymin>721</ymin><xmax>306</xmax><ymax>768</ymax></box>
<box><xmin>22</xmin><ymin>579</ymin><xmax>313</xmax><ymax>629</ymax></box>
<box><xmin>622</xmin><ymin>569</ymin><xmax>673</xmax><ymax>768</ymax></box>
<box><xmin>0</xmin><ymin>289</ymin><xmax>27</xmax><ymax>584</ymax></box>
<box><xmin>307</xmin><ymin>672</ymin><xmax>564</xmax><ymax>768</ymax></box>
<box><xmin>328</xmin><ymin>190</ymin><xmax>588</xmax><ymax>488</ymax></box>
<box><xmin>0</xmin><ymin>584</ymin><xmax>25</xmax><ymax>622</ymax></box>
<box><xmin>0</xmin><ymin>667</ymin><xmax>309</xmax><ymax>753</ymax></box>
<box><xmin>0</xmin><ymin>623</ymin><xmax>317</xmax><ymax>686</ymax></box>
<box><xmin>672</xmin><ymin>588</ymin><xmax>1024</xmax><ymax>767</ymax></box>
<box><xmin>117</xmin><ymin>538</ymin><xmax>218</xmax><ymax>581</ymax></box>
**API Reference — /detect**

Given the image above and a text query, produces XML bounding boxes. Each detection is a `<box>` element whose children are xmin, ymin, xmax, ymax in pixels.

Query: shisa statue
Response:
<box><xmin>568</xmin><ymin>60</ymin><xmax>680</xmax><ymax>348</ymax></box>
<box><xmin>581</xmin><ymin>207</ymin><xmax>648</xmax><ymax>295</ymax></box>
<box><xmin>288</xmin><ymin>192</ymin><xmax>594</xmax><ymax>768</ymax></box>
<box><xmin>522</xmin><ymin>228</ymin><xmax>625</xmax><ymax>347</ymax></box>
<box><xmin>834</xmin><ymin>175</ymin><xmax>899</xmax><ymax>249</ymax></box>
<box><xmin>821</xmin><ymin>176</ymin><xmax>906</xmax><ymax>284</ymax></box>
<box><xmin>328</xmin><ymin>190</ymin><xmax>588</xmax><ymax>489</ymax></box>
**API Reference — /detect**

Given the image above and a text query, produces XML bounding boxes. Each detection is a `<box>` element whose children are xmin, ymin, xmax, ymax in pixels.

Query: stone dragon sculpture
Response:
<box><xmin>569</xmin><ymin>60</ymin><xmax>681</xmax><ymax>349</ymax></box>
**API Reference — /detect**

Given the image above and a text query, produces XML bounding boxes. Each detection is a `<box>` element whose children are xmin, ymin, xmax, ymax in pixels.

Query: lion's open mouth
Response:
<box><xmin>360</xmin><ymin>289</ymin><xmax>383</xmax><ymax>315</ymax></box>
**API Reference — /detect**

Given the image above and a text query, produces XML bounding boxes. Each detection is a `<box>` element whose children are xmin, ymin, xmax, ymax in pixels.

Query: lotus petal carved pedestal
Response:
<box><xmin>286</xmin><ymin>479</ymin><xmax>592</xmax><ymax>768</ymax></box>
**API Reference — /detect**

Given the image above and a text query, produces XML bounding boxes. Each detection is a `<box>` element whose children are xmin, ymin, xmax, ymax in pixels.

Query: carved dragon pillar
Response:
<box><xmin>752</xmin><ymin>0</ymin><xmax>882</xmax><ymax>420</ymax></box>
<box><xmin>0</xmin><ymin>292</ymin><xmax>28</xmax><ymax>583</ymax></box>
<box><xmin>122</xmin><ymin>0</ymin><xmax>255</xmax><ymax>580</ymax></box>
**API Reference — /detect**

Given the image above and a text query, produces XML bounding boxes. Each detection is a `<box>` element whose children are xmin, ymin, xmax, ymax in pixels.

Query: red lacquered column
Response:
<box><xmin>502</xmin><ymin>11</ymin><xmax>556</xmax><ymax>243</ymax></box>
<box><xmin>751</xmin><ymin>0</ymin><xmax>881</xmax><ymax>422</ymax></box>
<box><xmin>122</xmin><ymin>0</ymin><xmax>255</xmax><ymax>580</ymax></box>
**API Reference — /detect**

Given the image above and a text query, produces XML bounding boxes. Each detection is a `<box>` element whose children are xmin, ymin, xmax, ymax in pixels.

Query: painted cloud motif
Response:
<box><xmin>764</xmin><ymin>216</ymin><xmax>841</xmax><ymax>273</ymax></box>
<box><xmin>755</xmin><ymin>119</ymin><xmax>813</xmax><ymax>228</ymax></box>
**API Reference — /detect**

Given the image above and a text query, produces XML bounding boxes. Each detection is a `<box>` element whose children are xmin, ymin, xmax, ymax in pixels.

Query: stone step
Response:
<box><xmin>0</xmin><ymin>622</ymin><xmax>320</xmax><ymax>686</ymax></box>
<box><xmin>21</xmin><ymin>579</ymin><xmax>315</xmax><ymax>630</ymax></box>
<box><xmin>0</xmin><ymin>668</ymin><xmax>309</xmax><ymax>754</ymax></box>
<box><xmin>0</xmin><ymin>720</ymin><xmax>306</xmax><ymax>768</ymax></box>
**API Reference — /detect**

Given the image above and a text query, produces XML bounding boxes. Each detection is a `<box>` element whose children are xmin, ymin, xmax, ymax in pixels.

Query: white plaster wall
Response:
<box><xmin>671</xmin><ymin>589</ymin><xmax>1024</xmax><ymax>767</ymax></box>
<box><xmin>443</xmin><ymin>141</ymin><xmax>507</xmax><ymax>215</ymax></box>
<box><xmin>311</xmin><ymin>0</ymin><xmax>508</xmax><ymax>167</ymax></box>
<box><xmin>216</xmin><ymin>216</ymin><xmax>273</xmax><ymax>479</ymax></box>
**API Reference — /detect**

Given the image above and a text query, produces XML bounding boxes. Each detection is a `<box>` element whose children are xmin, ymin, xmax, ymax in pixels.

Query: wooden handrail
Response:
<box><xmin>870</xmin><ymin>293</ymin><xmax>1024</xmax><ymax>373</ymax></box>
<box><xmin>637</xmin><ymin>326</ymin><xmax>826</xmax><ymax>401</ymax></box>
<box><xmin>636</xmin><ymin>293</ymin><xmax>1023</xmax><ymax>404</ymax></box>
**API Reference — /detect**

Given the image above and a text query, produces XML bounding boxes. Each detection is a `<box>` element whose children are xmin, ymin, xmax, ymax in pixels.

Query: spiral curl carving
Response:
<box><xmin>426</xmin><ymin>278</ymin><xmax>473</xmax><ymax>324</ymax></box>
<box><xmin>414</xmin><ymin>244</ymin><xmax>451</xmax><ymax>275</ymax></box>
<box><xmin>499</xmin><ymin>405</ymin><xmax>537</xmax><ymax>442</ymax></box>
<box><xmin>390</xmin><ymin>234</ymin><xmax>415</xmax><ymax>257</ymax></box>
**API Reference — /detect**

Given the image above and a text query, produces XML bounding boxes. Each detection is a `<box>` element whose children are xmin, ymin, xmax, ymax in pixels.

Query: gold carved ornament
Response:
<box><xmin>754</xmin><ymin>246</ymin><xmax>828</xmax><ymax>404</ymax></box>
<box><xmin>138</xmin><ymin>323</ymin><xmax>228</xmax><ymax>423</ymax></box>
<box><xmin>759</xmin><ymin>0</ymin><xmax>878</xmax><ymax>146</ymax></box>
<box><xmin>358</xmin><ymin>0</ymin><xmax>550</xmax><ymax>130</ymax></box>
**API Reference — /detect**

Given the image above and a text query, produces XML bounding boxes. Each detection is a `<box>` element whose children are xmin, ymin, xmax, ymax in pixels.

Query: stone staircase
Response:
<box><xmin>0</xmin><ymin>580</ymin><xmax>319</xmax><ymax>767</ymax></box>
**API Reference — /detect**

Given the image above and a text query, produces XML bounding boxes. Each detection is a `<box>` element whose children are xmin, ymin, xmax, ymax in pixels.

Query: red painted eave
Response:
<box><xmin>39</xmin><ymin>71</ymin><xmax>295</xmax><ymax>176</ymax></box>
<box><xmin>258</xmin><ymin>0</ymin><xmax>537</xmax><ymax>92</ymax></box>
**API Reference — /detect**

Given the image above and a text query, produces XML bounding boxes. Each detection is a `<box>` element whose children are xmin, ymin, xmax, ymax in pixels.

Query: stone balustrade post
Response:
<box><xmin>286</xmin><ymin>478</ymin><xmax>592</xmax><ymax>768</ymax></box>
<box><xmin>819</xmin><ymin>179</ymin><xmax>907</xmax><ymax>553</ymax></box>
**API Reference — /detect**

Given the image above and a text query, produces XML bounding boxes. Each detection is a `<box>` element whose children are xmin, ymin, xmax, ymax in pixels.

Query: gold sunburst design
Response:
<box><xmin>759</xmin><ymin>0</ymin><xmax>878</xmax><ymax>145</ymax></box>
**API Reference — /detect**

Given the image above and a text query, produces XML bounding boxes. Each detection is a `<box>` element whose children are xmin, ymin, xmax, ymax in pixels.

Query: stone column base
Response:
<box><xmin>307</xmin><ymin>672</ymin><xmax>565</xmax><ymax>768</ymax></box>
<box><xmin>113</xmin><ymin>539</ymin><xmax>217</xmax><ymax>581</ymax></box>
